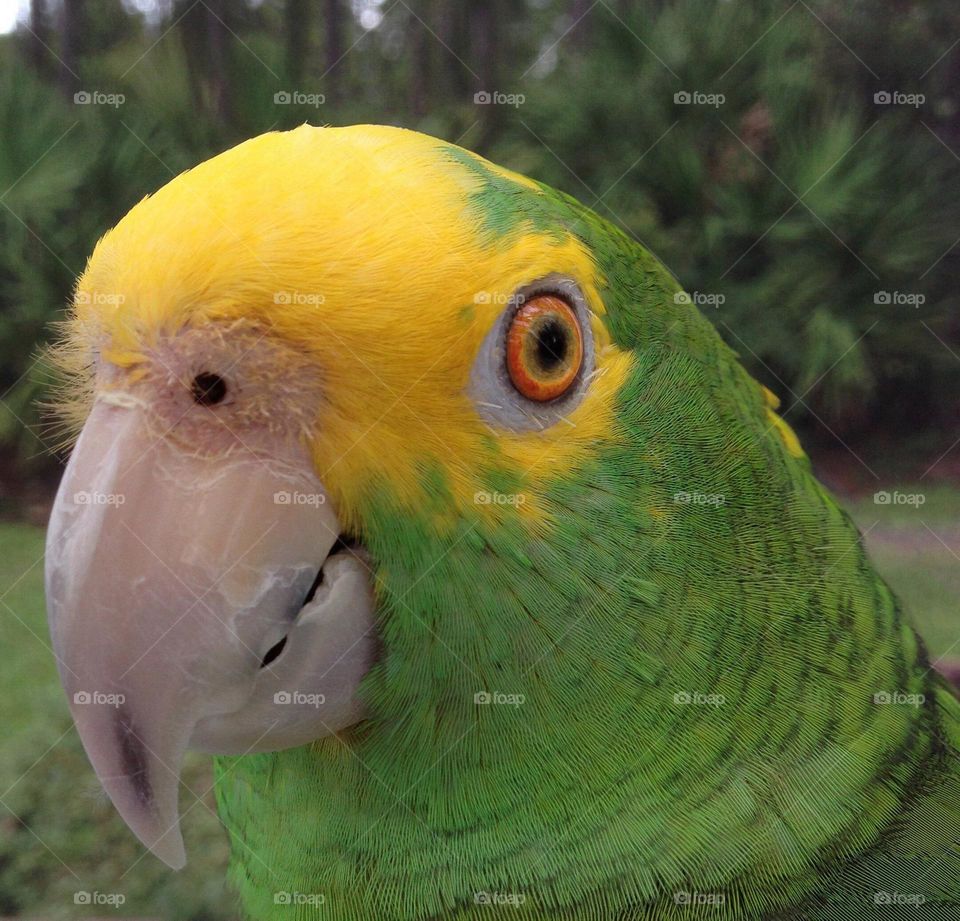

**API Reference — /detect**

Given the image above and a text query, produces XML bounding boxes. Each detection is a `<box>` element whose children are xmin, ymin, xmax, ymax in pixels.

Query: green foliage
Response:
<box><xmin>0</xmin><ymin>0</ymin><xmax>957</xmax><ymax>464</ymax></box>
<box><xmin>512</xmin><ymin>1</ymin><xmax>960</xmax><ymax>431</ymax></box>
<box><xmin>0</xmin><ymin>58</ymin><xmax>86</xmax><ymax>456</ymax></box>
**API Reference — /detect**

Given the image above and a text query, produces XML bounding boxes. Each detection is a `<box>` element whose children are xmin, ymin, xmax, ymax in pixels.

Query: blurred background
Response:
<box><xmin>0</xmin><ymin>0</ymin><xmax>957</xmax><ymax>917</ymax></box>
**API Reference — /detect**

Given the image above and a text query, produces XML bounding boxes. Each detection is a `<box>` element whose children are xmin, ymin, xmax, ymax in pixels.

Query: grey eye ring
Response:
<box><xmin>468</xmin><ymin>274</ymin><xmax>596</xmax><ymax>431</ymax></box>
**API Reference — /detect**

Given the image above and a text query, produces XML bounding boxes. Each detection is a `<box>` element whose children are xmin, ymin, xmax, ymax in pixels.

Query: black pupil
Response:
<box><xmin>191</xmin><ymin>372</ymin><xmax>227</xmax><ymax>406</ymax></box>
<box><xmin>535</xmin><ymin>318</ymin><xmax>569</xmax><ymax>371</ymax></box>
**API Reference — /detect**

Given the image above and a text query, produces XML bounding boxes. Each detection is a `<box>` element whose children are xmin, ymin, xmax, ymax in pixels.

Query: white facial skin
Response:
<box><xmin>45</xmin><ymin>327</ymin><xmax>377</xmax><ymax>868</ymax></box>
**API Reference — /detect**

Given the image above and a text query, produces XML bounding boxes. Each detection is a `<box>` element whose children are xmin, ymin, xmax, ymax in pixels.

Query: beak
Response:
<box><xmin>45</xmin><ymin>399</ymin><xmax>376</xmax><ymax>868</ymax></box>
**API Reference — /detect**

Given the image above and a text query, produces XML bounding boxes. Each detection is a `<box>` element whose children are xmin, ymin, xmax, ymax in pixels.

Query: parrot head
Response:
<box><xmin>46</xmin><ymin>124</ymin><xmax>646</xmax><ymax>867</ymax></box>
<box><xmin>47</xmin><ymin>126</ymin><xmax>908</xmax><ymax>913</ymax></box>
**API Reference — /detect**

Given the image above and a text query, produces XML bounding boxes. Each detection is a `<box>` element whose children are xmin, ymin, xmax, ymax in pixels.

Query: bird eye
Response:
<box><xmin>468</xmin><ymin>274</ymin><xmax>595</xmax><ymax>432</ymax></box>
<box><xmin>191</xmin><ymin>371</ymin><xmax>228</xmax><ymax>406</ymax></box>
<box><xmin>506</xmin><ymin>295</ymin><xmax>583</xmax><ymax>401</ymax></box>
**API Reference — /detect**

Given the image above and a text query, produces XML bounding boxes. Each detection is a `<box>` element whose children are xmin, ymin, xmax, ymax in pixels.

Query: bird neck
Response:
<box><xmin>213</xmin><ymin>506</ymin><xmax>933</xmax><ymax>920</ymax></box>
<box><xmin>215</xmin><ymin>342</ymin><xmax>934</xmax><ymax>918</ymax></box>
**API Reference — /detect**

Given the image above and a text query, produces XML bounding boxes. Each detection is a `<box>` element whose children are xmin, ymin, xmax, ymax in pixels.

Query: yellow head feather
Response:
<box><xmin>60</xmin><ymin>124</ymin><xmax>632</xmax><ymax>531</ymax></box>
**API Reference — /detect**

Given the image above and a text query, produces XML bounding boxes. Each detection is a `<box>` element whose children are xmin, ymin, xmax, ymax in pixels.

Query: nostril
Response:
<box><xmin>191</xmin><ymin>371</ymin><xmax>227</xmax><ymax>406</ymax></box>
<box><xmin>260</xmin><ymin>636</ymin><xmax>288</xmax><ymax>668</ymax></box>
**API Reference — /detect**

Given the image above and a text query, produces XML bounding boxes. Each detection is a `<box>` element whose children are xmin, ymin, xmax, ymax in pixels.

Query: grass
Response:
<box><xmin>0</xmin><ymin>522</ymin><xmax>232</xmax><ymax>920</ymax></box>
<box><xmin>0</xmin><ymin>523</ymin><xmax>59</xmax><ymax>744</ymax></box>
<box><xmin>842</xmin><ymin>484</ymin><xmax>960</xmax><ymax>663</ymax></box>
<box><xmin>0</xmin><ymin>485</ymin><xmax>956</xmax><ymax>918</ymax></box>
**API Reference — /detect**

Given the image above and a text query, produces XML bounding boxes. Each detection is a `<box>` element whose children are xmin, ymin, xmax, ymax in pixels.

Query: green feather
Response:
<box><xmin>213</xmin><ymin>146</ymin><xmax>959</xmax><ymax>920</ymax></box>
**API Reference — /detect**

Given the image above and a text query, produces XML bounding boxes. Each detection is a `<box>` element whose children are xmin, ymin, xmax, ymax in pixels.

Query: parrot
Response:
<box><xmin>44</xmin><ymin>124</ymin><xmax>959</xmax><ymax>920</ymax></box>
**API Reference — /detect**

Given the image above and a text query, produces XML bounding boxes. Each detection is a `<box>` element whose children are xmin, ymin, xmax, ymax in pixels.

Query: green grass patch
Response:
<box><xmin>843</xmin><ymin>484</ymin><xmax>960</xmax><ymax>663</ymax></box>
<box><xmin>0</xmin><ymin>523</ymin><xmax>232</xmax><ymax>920</ymax></box>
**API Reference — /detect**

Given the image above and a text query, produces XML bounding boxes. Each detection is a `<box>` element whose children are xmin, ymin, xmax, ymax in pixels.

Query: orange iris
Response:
<box><xmin>505</xmin><ymin>295</ymin><xmax>583</xmax><ymax>402</ymax></box>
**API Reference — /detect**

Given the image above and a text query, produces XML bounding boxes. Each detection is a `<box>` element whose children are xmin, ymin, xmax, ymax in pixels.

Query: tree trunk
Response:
<box><xmin>27</xmin><ymin>0</ymin><xmax>51</xmax><ymax>77</ymax></box>
<box><xmin>408</xmin><ymin>2</ymin><xmax>432</xmax><ymax>118</ymax></box>
<box><xmin>471</xmin><ymin>0</ymin><xmax>500</xmax><ymax>151</ymax></box>
<box><xmin>177</xmin><ymin>0</ymin><xmax>232</xmax><ymax>126</ymax></box>
<box><xmin>438</xmin><ymin>2</ymin><xmax>469</xmax><ymax>98</ymax></box>
<box><xmin>325</xmin><ymin>0</ymin><xmax>343</xmax><ymax>102</ymax></box>
<box><xmin>58</xmin><ymin>0</ymin><xmax>84</xmax><ymax>99</ymax></box>
<box><xmin>285</xmin><ymin>0</ymin><xmax>311</xmax><ymax>87</ymax></box>
<box><xmin>205</xmin><ymin>0</ymin><xmax>231</xmax><ymax>124</ymax></box>
<box><xmin>570</xmin><ymin>0</ymin><xmax>592</xmax><ymax>50</ymax></box>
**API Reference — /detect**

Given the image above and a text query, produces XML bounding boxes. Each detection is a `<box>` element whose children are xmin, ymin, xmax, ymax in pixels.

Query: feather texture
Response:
<box><xmin>55</xmin><ymin>124</ymin><xmax>958</xmax><ymax>919</ymax></box>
